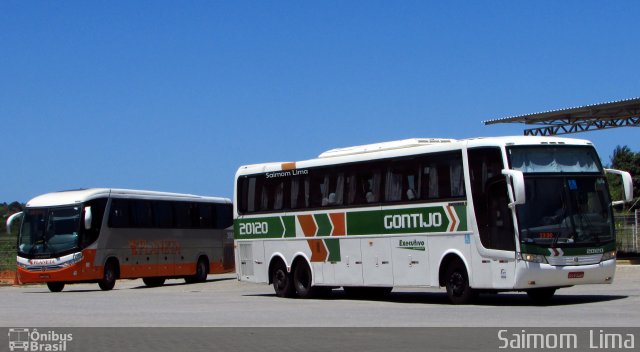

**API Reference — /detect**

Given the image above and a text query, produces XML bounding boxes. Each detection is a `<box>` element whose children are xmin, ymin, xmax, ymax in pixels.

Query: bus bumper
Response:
<box><xmin>16</xmin><ymin>250</ymin><xmax>100</xmax><ymax>284</ymax></box>
<box><xmin>514</xmin><ymin>259</ymin><xmax>616</xmax><ymax>290</ymax></box>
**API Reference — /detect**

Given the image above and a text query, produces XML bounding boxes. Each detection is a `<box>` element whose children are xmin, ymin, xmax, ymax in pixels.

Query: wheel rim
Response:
<box><xmin>449</xmin><ymin>271</ymin><xmax>465</xmax><ymax>296</ymax></box>
<box><xmin>105</xmin><ymin>267</ymin><xmax>114</xmax><ymax>282</ymax></box>
<box><xmin>274</xmin><ymin>269</ymin><xmax>287</xmax><ymax>290</ymax></box>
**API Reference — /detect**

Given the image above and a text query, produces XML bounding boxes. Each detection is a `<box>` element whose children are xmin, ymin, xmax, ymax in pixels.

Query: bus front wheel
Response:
<box><xmin>445</xmin><ymin>264</ymin><xmax>476</xmax><ymax>304</ymax></box>
<box><xmin>47</xmin><ymin>282</ymin><xmax>65</xmax><ymax>292</ymax></box>
<box><xmin>142</xmin><ymin>277</ymin><xmax>166</xmax><ymax>288</ymax></box>
<box><xmin>527</xmin><ymin>288</ymin><xmax>556</xmax><ymax>304</ymax></box>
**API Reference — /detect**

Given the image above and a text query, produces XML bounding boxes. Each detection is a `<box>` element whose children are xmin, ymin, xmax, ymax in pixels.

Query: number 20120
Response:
<box><xmin>239</xmin><ymin>222</ymin><xmax>269</xmax><ymax>235</ymax></box>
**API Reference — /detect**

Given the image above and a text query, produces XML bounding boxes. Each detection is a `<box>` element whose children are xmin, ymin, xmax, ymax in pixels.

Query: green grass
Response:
<box><xmin>0</xmin><ymin>237</ymin><xmax>17</xmax><ymax>271</ymax></box>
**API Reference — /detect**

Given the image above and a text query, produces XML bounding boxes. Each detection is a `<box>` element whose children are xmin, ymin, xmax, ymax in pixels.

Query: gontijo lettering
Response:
<box><xmin>384</xmin><ymin>213</ymin><xmax>442</xmax><ymax>230</ymax></box>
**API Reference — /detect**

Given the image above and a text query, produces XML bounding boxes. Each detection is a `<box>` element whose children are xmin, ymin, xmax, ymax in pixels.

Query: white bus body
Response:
<box><xmin>233</xmin><ymin>136</ymin><xmax>633</xmax><ymax>303</ymax></box>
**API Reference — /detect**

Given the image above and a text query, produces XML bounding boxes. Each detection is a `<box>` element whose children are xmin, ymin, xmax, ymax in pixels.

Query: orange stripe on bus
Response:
<box><xmin>307</xmin><ymin>239</ymin><xmax>328</xmax><ymax>262</ymax></box>
<box><xmin>329</xmin><ymin>213</ymin><xmax>346</xmax><ymax>236</ymax></box>
<box><xmin>281</xmin><ymin>162</ymin><xmax>297</xmax><ymax>170</ymax></box>
<box><xmin>298</xmin><ymin>215</ymin><xmax>317</xmax><ymax>237</ymax></box>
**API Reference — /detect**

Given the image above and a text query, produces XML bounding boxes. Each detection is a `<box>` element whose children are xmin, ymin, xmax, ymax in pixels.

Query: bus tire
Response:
<box><xmin>271</xmin><ymin>260</ymin><xmax>296</xmax><ymax>298</ymax></box>
<box><xmin>445</xmin><ymin>263</ymin><xmax>476</xmax><ymax>304</ymax></box>
<box><xmin>47</xmin><ymin>282</ymin><xmax>65</xmax><ymax>292</ymax></box>
<box><xmin>142</xmin><ymin>277</ymin><xmax>166</xmax><ymax>288</ymax></box>
<box><xmin>185</xmin><ymin>256</ymin><xmax>208</xmax><ymax>283</ymax></box>
<box><xmin>292</xmin><ymin>260</ymin><xmax>324</xmax><ymax>299</ymax></box>
<box><xmin>99</xmin><ymin>260</ymin><xmax>118</xmax><ymax>291</ymax></box>
<box><xmin>527</xmin><ymin>288</ymin><xmax>556</xmax><ymax>304</ymax></box>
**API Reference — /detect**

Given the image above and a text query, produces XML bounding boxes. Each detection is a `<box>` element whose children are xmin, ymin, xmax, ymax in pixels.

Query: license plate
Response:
<box><xmin>568</xmin><ymin>272</ymin><xmax>584</xmax><ymax>279</ymax></box>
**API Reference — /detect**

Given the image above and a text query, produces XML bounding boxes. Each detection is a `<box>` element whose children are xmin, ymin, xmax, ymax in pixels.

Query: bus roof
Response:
<box><xmin>236</xmin><ymin>135</ymin><xmax>595</xmax><ymax>176</ymax></box>
<box><xmin>26</xmin><ymin>188</ymin><xmax>231</xmax><ymax>208</ymax></box>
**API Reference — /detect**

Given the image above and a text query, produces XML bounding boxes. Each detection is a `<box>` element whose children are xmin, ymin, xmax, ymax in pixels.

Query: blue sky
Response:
<box><xmin>2</xmin><ymin>1</ymin><xmax>639</xmax><ymax>202</ymax></box>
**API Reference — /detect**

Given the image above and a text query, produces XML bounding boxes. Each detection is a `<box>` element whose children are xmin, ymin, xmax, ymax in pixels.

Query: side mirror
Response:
<box><xmin>84</xmin><ymin>206</ymin><xmax>93</xmax><ymax>230</ymax></box>
<box><xmin>502</xmin><ymin>169</ymin><xmax>526</xmax><ymax>208</ymax></box>
<box><xmin>605</xmin><ymin>169</ymin><xmax>634</xmax><ymax>205</ymax></box>
<box><xmin>6</xmin><ymin>212</ymin><xmax>23</xmax><ymax>235</ymax></box>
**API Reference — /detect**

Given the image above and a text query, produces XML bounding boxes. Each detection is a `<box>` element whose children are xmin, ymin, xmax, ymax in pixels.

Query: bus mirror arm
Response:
<box><xmin>605</xmin><ymin>169</ymin><xmax>634</xmax><ymax>204</ymax></box>
<box><xmin>6</xmin><ymin>212</ymin><xmax>23</xmax><ymax>235</ymax></box>
<box><xmin>502</xmin><ymin>169</ymin><xmax>526</xmax><ymax>208</ymax></box>
<box><xmin>84</xmin><ymin>206</ymin><xmax>92</xmax><ymax>230</ymax></box>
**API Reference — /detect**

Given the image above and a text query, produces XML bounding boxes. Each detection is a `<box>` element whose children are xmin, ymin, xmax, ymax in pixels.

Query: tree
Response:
<box><xmin>608</xmin><ymin>145</ymin><xmax>640</xmax><ymax>209</ymax></box>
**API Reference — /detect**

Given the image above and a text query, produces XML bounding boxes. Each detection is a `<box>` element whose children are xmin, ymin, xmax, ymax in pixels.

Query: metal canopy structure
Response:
<box><xmin>483</xmin><ymin>97</ymin><xmax>640</xmax><ymax>136</ymax></box>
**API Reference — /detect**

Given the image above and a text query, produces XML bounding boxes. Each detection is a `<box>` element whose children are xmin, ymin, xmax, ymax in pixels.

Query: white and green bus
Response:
<box><xmin>233</xmin><ymin>137</ymin><xmax>633</xmax><ymax>304</ymax></box>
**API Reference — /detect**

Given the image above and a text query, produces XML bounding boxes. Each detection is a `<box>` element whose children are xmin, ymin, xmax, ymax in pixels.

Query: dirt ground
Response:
<box><xmin>0</xmin><ymin>270</ymin><xmax>16</xmax><ymax>285</ymax></box>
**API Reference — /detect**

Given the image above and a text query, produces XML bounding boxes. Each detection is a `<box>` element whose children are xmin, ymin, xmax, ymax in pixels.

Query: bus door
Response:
<box><xmin>469</xmin><ymin>147</ymin><xmax>517</xmax><ymax>289</ymax></box>
<box><xmin>236</xmin><ymin>240</ymin><xmax>266</xmax><ymax>283</ymax></box>
<box><xmin>485</xmin><ymin>178</ymin><xmax>517</xmax><ymax>288</ymax></box>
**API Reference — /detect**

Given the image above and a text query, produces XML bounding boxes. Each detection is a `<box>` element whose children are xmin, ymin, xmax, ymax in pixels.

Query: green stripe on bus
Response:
<box><xmin>315</xmin><ymin>214</ymin><xmax>332</xmax><ymax>237</ymax></box>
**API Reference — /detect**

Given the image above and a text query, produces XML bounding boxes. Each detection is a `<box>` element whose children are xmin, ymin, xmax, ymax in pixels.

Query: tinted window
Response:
<box><xmin>237</xmin><ymin>150</ymin><xmax>466</xmax><ymax>215</ymax></box>
<box><xmin>153</xmin><ymin>201</ymin><xmax>174</xmax><ymax>228</ymax></box>
<box><xmin>131</xmin><ymin>200</ymin><xmax>153</xmax><ymax>228</ymax></box>
<box><xmin>108</xmin><ymin>199</ymin><xmax>131</xmax><ymax>228</ymax></box>
<box><xmin>82</xmin><ymin>198</ymin><xmax>107</xmax><ymax>246</ymax></box>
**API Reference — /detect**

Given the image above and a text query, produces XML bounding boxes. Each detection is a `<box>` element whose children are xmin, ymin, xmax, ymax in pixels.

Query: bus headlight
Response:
<box><xmin>520</xmin><ymin>253</ymin><xmax>547</xmax><ymax>264</ymax></box>
<box><xmin>61</xmin><ymin>253</ymin><xmax>84</xmax><ymax>267</ymax></box>
<box><xmin>601</xmin><ymin>250</ymin><xmax>616</xmax><ymax>261</ymax></box>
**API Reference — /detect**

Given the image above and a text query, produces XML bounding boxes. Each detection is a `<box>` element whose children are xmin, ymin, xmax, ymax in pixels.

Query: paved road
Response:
<box><xmin>0</xmin><ymin>266</ymin><xmax>638</xmax><ymax>327</ymax></box>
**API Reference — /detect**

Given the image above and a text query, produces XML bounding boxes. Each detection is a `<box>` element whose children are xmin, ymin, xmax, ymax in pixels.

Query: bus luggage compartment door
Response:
<box><xmin>237</xmin><ymin>241</ymin><xmax>266</xmax><ymax>283</ymax></box>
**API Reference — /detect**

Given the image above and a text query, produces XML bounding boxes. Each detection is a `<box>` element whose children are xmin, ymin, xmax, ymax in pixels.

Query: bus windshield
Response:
<box><xmin>18</xmin><ymin>206</ymin><xmax>81</xmax><ymax>257</ymax></box>
<box><xmin>515</xmin><ymin>176</ymin><xmax>614</xmax><ymax>246</ymax></box>
<box><xmin>508</xmin><ymin>145</ymin><xmax>602</xmax><ymax>173</ymax></box>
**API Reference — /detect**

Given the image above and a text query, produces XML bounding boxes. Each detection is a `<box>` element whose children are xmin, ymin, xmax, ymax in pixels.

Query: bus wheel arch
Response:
<box><xmin>99</xmin><ymin>257</ymin><xmax>119</xmax><ymax>291</ymax></box>
<box><xmin>439</xmin><ymin>253</ymin><xmax>476</xmax><ymax>304</ymax></box>
<box><xmin>269</xmin><ymin>255</ymin><xmax>295</xmax><ymax>298</ymax></box>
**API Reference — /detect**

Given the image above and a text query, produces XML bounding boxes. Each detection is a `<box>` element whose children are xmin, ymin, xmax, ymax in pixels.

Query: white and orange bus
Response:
<box><xmin>6</xmin><ymin>188</ymin><xmax>234</xmax><ymax>292</ymax></box>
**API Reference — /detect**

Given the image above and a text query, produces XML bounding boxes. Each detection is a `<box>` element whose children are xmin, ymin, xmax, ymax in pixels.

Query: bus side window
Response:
<box><xmin>108</xmin><ymin>199</ymin><xmax>131</xmax><ymax>228</ymax></box>
<box><xmin>131</xmin><ymin>200</ymin><xmax>153</xmax><ymax>228</ymax></box>
<box><xmin>385</xmin><ymin>159</ymin><xmax>420</xmax><ymax>202</ymax></box>
<box><xmin>174</xmin><ymin>202</ymin><xmax>192</xmax><ymax>228</ymax></box>
<box><xmin>347</xmin><ymin>167</ymin><xmax>381</xmax><ymax>205</ymax></box>
<box><xmin>290</xmin><ymin>176</ymin><xmax>308</xmax><ymax>209</ymax></box>
<box><xmin>215</xmin><ymin>203</ymin><xmax>233</xmax><ymax>229</ymax></box>
<box><xmin>199</xmin><ymin>204</ymin><xmax>213</xmax><ymax>228</ymax></box>
<box><xmin>153</xmin><ymin>201</ymin><xmax>173</xmax><ymax>228</ymax></box>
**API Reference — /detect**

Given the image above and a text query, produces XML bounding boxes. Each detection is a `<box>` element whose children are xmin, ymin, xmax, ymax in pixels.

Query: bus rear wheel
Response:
<box><xmin>445</xmin><ymin>264</ymin><xmax>476</xmax><ymax>304</ymax></box>
<box><xmin>271</xmin><ymin>261</ymin><xmax>295</xmax><ymax>298</ymax></box>
<box><xmin>99</xmin><ymin>260</ymin><xmax>118</xmax><ymax>291</ymax></box>
<box><xmin>293</xmin><ymin>260</ymin><xmax>328</xmax><ymax>298</ymax></box>
<box><xmin>47</xmin><ymin>282</ymin><xmax>65</xmax><ymax>292</ymax></box>
<box><xmin>185</xmin><ymin>257</ymin><xmax>208</xmax><ymax>284</ymax></box>
<box><xmin>142</xmin><ymin>277</ymin><xmax>166</xmax><ymax>288</ymax></box>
